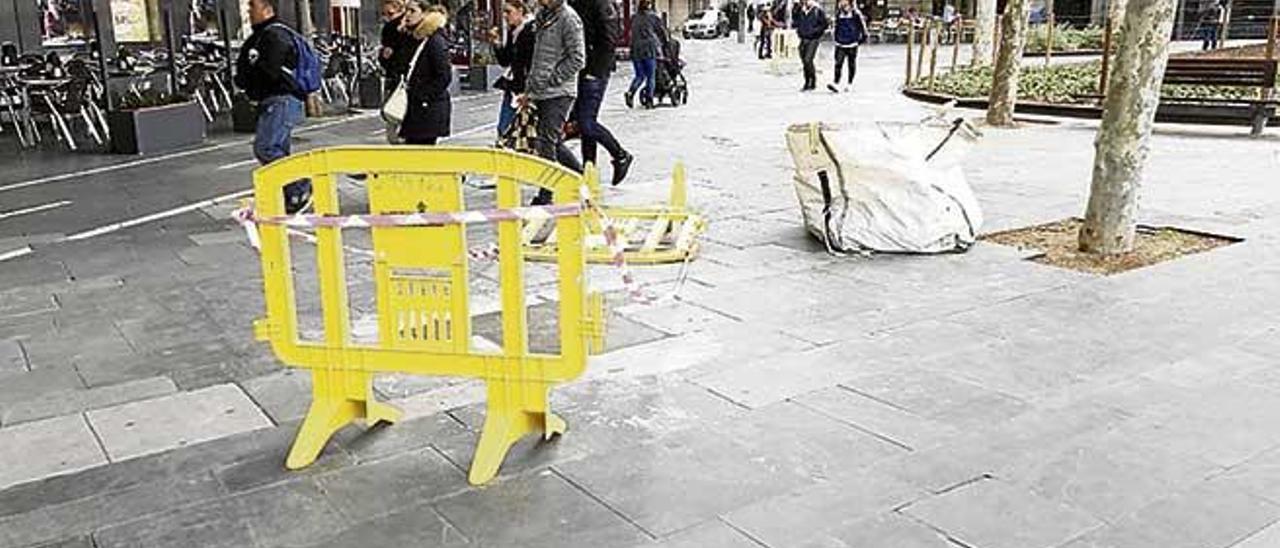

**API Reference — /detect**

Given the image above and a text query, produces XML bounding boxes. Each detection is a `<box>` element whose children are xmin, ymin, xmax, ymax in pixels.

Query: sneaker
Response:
<box><xmin>530</xmin><ymin>190</ymin><xmax>553</xmax><ymax>206</ymax></box>
<box><xmin>284</xmin><ymin>181</ymin><xmax>313</xmax><ymax>215</ymax></box>
<box><xmin>611</xmin><ymin>153</ymin><xmax>633</xmax><ymax>186</ymax></box>
<box><xmin>827</xmin><ymin>83</ymin><xmax>839</xmax><ymax>93</ymax></box>
<box><xmin>624</xmin><ymin>91</ymin><xmax>635</xmax><ymax>109</ymax></box>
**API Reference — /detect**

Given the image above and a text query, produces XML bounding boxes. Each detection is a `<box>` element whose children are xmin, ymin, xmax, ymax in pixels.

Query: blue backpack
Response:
<box><xmin>271</xmin><ymin>23</ymin><xmax>322</xmax><ymax>95</ymax></box>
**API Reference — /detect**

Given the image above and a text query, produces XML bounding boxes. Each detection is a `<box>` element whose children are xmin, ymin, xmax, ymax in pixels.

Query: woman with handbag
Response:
<box><xmin>490</xmin><ymin>0</ymin><xmax>535</xmax><ymax>136</ymax></box>
<box><xmin>397</xmin><ymin>1</ymin><xmax>452</xmax><ymax>145</ymax></box>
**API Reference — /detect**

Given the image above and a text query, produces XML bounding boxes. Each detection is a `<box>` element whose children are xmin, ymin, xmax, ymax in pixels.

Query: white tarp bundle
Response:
<box><xmin>785</xmin><ymin>119</ymin><xmax>984</xmax><ymax>254</ymax></box>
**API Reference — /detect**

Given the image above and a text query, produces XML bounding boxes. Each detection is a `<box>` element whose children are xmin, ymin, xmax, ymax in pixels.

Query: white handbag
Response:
<box><xmin>381</xmin><ymin>39</ymin><xmax>429</xmax><ymax>124</ymax></box>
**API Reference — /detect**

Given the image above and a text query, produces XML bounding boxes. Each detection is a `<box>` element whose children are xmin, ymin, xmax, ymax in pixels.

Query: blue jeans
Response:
<box><xmin>253</xmin><ymin>95</ymin><xmax>309</xmax><ymax>206</ymax></box>
<box><xmin>628</xmin><ymin>58</ymin><xmax>657</xmax><ymax>101</ymax></box>
<box><xmin>574</xmin><ymin>77</ymin><xmax>626</xmax><ymax>166</ymax></box>
<box><xmin>497</xmin><ymin>90</ymin><xmax>517</xmax><ymax>137</ymax></box>
<box><xmin>253</xmin><ymin>95</ymin><xmax>304</xmax><ymax>165</ymax></box>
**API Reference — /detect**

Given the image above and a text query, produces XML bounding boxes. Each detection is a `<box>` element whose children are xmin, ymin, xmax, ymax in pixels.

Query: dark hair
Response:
<box><xmin>504</xmin><ymin>0</ymin><xmax>528</xmax><ymax>13</ymax></box>
<box><xmin>638</xmin><ymin>0</ymin><xmax>652</xmax><ymax>11</ymax></box>
<box><xmin>257</xmin><ymin>0</ymin><xmax>279</xmax><ymax>13</ymax></box>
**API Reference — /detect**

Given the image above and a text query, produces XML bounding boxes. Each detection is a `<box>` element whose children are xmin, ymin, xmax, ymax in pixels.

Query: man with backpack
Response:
<box><xmin>235</xmin><ymin>0</ymin><xmax>321</xmax><ymax>214</ymax></box>
<box><xmin>568</xmin><ymin>0</ymin><xmax>633</xmax><ymax>186</ymax></box>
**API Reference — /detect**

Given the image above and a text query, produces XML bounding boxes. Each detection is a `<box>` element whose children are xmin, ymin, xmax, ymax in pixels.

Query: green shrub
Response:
<box><xmin>1024</xmin><ymin>24</ymin><xmax>1107</xmax><ymax>54</ymax></box>
<box><xmin>914</xmin><ymin>61</ymin><xmax>1272</xmax><ymax>103</ymax></box>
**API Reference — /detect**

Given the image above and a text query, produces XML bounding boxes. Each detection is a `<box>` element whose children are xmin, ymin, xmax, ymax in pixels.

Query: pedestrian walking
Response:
<box><xmin>398</xmin><ymin>1</ymin><xmax>452</xmax><ymax>145</ymax></box>
<box><xmin>526</xmin><ymin>0</ymin><xmax>586</xmax><ymax>204</ymax></box>
<box><xmin>792</xmin><ymin>0</ymin><xmax>829</xmax><ymax>91</ymax></box>
<box><xmin>827</xmin><ymin>0</ymin><xmax>866</xmax><ymax>93</ymax></box>
<box><xmin>569</xmin><ymin>0</ymin><xmax>634</xmax><ymax>185</ymax></box>
<box><xmin>757</xmin><ymin>5</ymin><xmax>774</xmax><ymax>59</ymax></box>
<box><xmin>747</xmin><ymin>3</ymin><xmax>755</xmax><ymax>31</ymax></box>
<box><xmin>491</xmin><ymin>0</ymin><xmax>535</xmax><ymax>135</ymax></box>
<box><xmin>379</xmin><ymin>0</ymin><xmax>418</xmax><ymax>143</ymax></box>
<box><xmin>625</xmin><ymin>0</ymin><xmax>666</xmax><ymax>109</ymax></box>
<box><xmin>234</xmin><ymin>0</ymin><xmax>317</xmax><ymax>214</ymax></box>
<box><xmin>1199</xmin><ymin>0</ymin><xmax>1225</xmax><ymax>51</ymax></box>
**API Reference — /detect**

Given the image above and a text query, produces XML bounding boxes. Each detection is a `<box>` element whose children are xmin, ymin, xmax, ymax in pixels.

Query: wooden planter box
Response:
<box><xmin>108</xmin><ymin>101</ymin><xmax>206</xmax><ymax>154</ymax></box>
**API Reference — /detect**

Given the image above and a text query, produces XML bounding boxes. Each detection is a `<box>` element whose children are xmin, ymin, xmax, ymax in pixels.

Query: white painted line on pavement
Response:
<box><xmin>216</xmin><ymin>158</ymin><xmax>259</xmax><ymax>171</ymax></box>
<box><xmin>0</xmin><ymin>200</ymin><xmax>72</xmax><ymax>220</ymax></box>
<box><xmin>63</xmin><ymin>189</ymin><xmax>254</xmax><ymax>242</ymax></box>
<box><xmin>0</xmin><ymin>114</ymin><xmax>376</xmax><ymax>194</ymax></box>
<box><xmin>0</xmin><ymin>245</ymin><xmax>33</xmax><ymax>263</ymax></box>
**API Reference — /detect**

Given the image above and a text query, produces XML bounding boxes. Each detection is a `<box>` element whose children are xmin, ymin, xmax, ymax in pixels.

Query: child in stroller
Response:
<box><xmin>652</xmin><ymin>39</ymin><xmax>688</xmax><ymax>107</ymax></box>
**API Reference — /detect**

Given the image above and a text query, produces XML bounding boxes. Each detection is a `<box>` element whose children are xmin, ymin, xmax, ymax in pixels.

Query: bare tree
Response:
<box><xmin>985</xmin><ymin>0</ymin><xmax>1030</xmax><ymax>126</ymax></box>
<box><xmin>1079</xmin><ymin>0</ymin><xmax>1177</xmax><ymax>254</ymax></box>
<box><xmin>972</xmin><ymin>0</ymin><xmax>998</xmax><ymax>66</ymax></box>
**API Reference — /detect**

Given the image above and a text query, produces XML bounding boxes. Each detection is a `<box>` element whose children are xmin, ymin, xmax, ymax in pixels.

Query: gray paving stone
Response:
<box><xmin>1060</xmin><ymin>481</ymin><xmax>1280</xmax><ymax>548</ymax></box>
<box><xmin>1208</xmin><ymin>446</ymin><xmax>1280</xmax><ymax>505</ymax></box>
<box><xmin>618</xmin><ymin>300</ymin><xmax>740</xmax><ymax>336</ymax></box>
<box><xmin>0</xmin><ymin>474</ymin><xmax>223</xmax><ymax>548</ymax></box>
<box><xmin>214</xmin><ymin>441</ymin><xmax>354</xmax><ymax>494</ymax></box>
<box><xmin>592</xmin><ymin>322</ymin><xmax>815</xmax><ymax>382</ymax></box>
<box><xmin>338</xmin><ymin>411</ymin><xmax>472</xmax><ymax>464</ymax></box>
<box><xmin>91</xmin><ymin>498</ymin><xmax>254</xmax><ymax>548</ymax></box>
<box><xmin>471</xmin><ymin>300</ymin><xmax>670</xmax><ymax>356</ymax></box>
<box><xmin>316</xmin><ymin>449</ymin><xmax>466</xmax><ymax>522</ymax></box>
<box><xmin>689</xmin><ymin>342</ymin><xmax>877</xmax><ymax>409</ymax></box>
<box><xmin>637</xmin><ymin>519</ymin><xmax>761</xmax><ymax>548</ymax></box>
<box><xmin>724</xmin><ymin>473</ymin><xmax>923</xmax><ymax>547</ymax></box>
<box><xmin>1232</xmin><ymin>520</ymin><xmax>1280</xmax><ymax>548</ymax></box>
<box><xmin>86</xmin><ymin>383</ymin><xmax>272</xmax><ymax>461</ymax></box>
<box><xmin>2</xmin><ymin>376</ymin><xmax>177</xmax><ymax>426</ymax></box>
<box><xmin>298</xmin><ymin>501</ymin><xmax>469</xmax><ymax>548</ymax></box>
<box><xmin>837</xmin><ymin>366</ymin><xmax>1032</xmax><ymax>431</ymax></box>
<box><xmin>0</xmin><ymin>414</ymin><xmax>107</xmax><ymax>491</ymax></box>
<box><xmin>796</xmin><ymin>512</ymin><xmax>955</xmax><ymax>548</ymax></box>
<box><xmin>794</xmin><ymin>386</ymin><xmax>959</xmax><ymax>452</ymax></box>
<box><xmin>0</xmin><ymin>286</ymin><xmax>57</xmax><ymax>318</ymax></box>
<box><xmin>902</xmin><ymin>477</ymin><xmax>1102</xmax><ymax>548</ymax></box>
<box><xmin>240</xmin><ymin>369</ymin><xmax>312</xmax><ymax>424</ymax></box>
<box><xmin>554</xmin><ymin>423</ymin><xmax>820</xmax><ymax>537</ymax></box>
<box><xmin>29</xmin><ymin>536</ymin><xmax>94</xmax><ymax>548</ymax></box>
<box><xmin>1011</xmin><ymin>432</ymin><xmax>1222</xmax><ymax>523</ymax></box>
<box><xmin>20</xmin><ymin>328</ymin><xmax>136</xmax><ymax>372</ymax></box>
<box><xmin>435</xmin><ymin>471</ymin><xmax>651</xmax><ymax>548</ymax></box>
<box><xmin>0</xmin><ymin>339</ymin><xmax>25</xmax><ymax>374</ymax></box>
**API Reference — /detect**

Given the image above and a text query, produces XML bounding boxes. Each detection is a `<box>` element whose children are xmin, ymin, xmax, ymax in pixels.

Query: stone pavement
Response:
<box><xmin>2</xmin><ymin>36</ymin><xmax>1280</xmax><ymax>547</ymax></box>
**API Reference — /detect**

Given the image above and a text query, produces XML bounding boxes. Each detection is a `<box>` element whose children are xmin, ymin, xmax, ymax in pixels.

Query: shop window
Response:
<box><xmin>38</xmin><ymin>0</ymin><xmax>92</xmax><ymax>45</ymax></box>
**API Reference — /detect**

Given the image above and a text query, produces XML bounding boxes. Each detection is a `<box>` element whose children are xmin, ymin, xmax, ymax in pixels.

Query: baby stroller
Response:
<box><xmin>652</xmin><ymin>39</ymin><xmax>688</xmax><ymax>107</ymax></box>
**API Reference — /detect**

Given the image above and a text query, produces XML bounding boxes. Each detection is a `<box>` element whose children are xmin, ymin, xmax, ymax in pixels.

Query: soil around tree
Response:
<box><xmin>982</xmin><ymin>218</ymin><xmax>1239</xmax><ymax>275</ymax></box>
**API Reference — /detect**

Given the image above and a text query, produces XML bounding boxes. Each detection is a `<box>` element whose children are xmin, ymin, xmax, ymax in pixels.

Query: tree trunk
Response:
<box><xmin>986</xmin><ymin>0</ymin><xmax>1029</xmax><ymax>126</ymax></box>
<box><xmin>1079</xmin><ymin>0</ymin><xmax>1177</xmax><ymax>254</ymax></box>
<box><xmin>973</xmin><ymin>0</ymin><xmax>998</xmax><ymax>66</ymax></box>
<box><xmin>296</xmin><ymin>0</ymin><xmax>316</xmax><ymax>35</ymax></box>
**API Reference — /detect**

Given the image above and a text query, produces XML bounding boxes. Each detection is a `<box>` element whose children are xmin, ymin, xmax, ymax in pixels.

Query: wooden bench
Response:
<box><xmin>1158</xmin><ymin>58</ymin><xmax>1279</xmax><ymax>136</ymax></box>
<box><xmin>1076</xmin><ymin>58</ymin><xmax>1279</xmax><ymax>135</ymax></box>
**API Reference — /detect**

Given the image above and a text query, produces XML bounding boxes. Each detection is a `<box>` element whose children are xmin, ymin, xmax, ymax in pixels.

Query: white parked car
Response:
<box><xmin>683</xmin><ymin>9</ymin><xmax>730</xmax><ymax>39</ymax></box>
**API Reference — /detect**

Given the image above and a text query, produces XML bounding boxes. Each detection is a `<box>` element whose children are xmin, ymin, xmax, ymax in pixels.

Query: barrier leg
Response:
<box><xmin>286</xmin><ymin>369</ymin><xmax>401</xmax><ymax>469</ymax></box>
<box><xmin>468</xmin><ymin>380</ymin><xmax>564</xmax><ymax>485</ymax></box>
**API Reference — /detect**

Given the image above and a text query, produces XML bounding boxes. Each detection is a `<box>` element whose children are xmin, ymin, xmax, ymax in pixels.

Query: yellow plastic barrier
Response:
<box><xmin>522</xmin><ymin>163</ymin><xmax>707</xmax><ymax>265</ymax></box>
<box><xmin>249</xmin><ymin>146</ymin><xmax>606</xmax><ymax>485</ymax></box>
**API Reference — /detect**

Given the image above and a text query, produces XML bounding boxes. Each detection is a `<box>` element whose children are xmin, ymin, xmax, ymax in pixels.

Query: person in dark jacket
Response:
<box><xmin>757</xmin><ymin>5</ymin><xmax>774</xmax><ymax>58</ymax></box>
<box><xmin>399</xmin><ymin>4</ymin><xmax>452</xmax><ymax>144</ymax></box>
<box><xmin>380</xmin><ymin>0</ymin><xmax>419</xmax><ymax>143</ymax></box>
<box><xmin>624</xmin><ymin>0</ymin><xmax>666</xmax><ymax>108</ymax></box>
<box><xmin>234</xmin><ymin>0</ymin><xmax>310</xmax><ymax>213</ymax></box>
<box><xmin>827</xmin><ymin>0</ymin><xmax>866</xmax><ymax>93</ymax></box>
<box><xmin>491</xmin><ymin>0</ymin><xmax>534</xmax><ymax>135</ymax></box>
<box><xmin>792</xmin><ymin>0</ymin><xmax>828</xmax><ymax>91</ymax></box>
<box><xmin>567</xmin><ymin>0</ymin><xmax>633</xmax><ymax>185</ymax></box>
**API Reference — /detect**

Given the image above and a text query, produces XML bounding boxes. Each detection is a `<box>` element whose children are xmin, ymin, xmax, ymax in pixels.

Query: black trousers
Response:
<box><xmin>833</xmin><ymin>46</ymin><xmax>858</xmax><ymax>84</ymax></box>
<box><xmin>799</xmin><ymin>38</ymin><xmax>820</xmax><ymax>89</ymax></box>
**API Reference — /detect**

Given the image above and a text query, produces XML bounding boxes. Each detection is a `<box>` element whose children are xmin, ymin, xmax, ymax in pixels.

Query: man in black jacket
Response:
<box><xmin>792</xmin><ymin>0</ymin><xmax>828</xmax><ymax>91</ymax></box>
<box><xmin>234</xmin><ymin>0</ymin><xmax>310</xmax><ymax>213</ymax></box>
<box><xmin>568</xmin><ymin>0</ymin><xmax>633</xmax><ymax>186</ymax></box>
